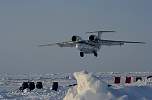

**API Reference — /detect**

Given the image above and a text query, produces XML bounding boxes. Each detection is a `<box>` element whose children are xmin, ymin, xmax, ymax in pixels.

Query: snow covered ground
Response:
<box><xmin>0</xmin><ymin>71</ymin><xmax>152</xmax><ymax>100</ymax></box>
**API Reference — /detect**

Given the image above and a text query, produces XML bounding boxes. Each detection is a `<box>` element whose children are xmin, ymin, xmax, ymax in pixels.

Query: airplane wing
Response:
<box><xmin>38</xmin><ymin>41</ymin><xmax>77</xmax><ymax>47</ymax></box>
<box><xmin>100</xmin><ymin>40</ymin><xmax>146</xmax><ymax>46</ymax></box>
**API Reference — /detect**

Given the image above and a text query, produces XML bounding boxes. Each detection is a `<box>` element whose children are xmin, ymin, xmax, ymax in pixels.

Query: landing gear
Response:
<box><xmin>80</xmin><ymin>52</ymin><xmax>84</xmax><ymax>57</ymax></box>
<box><xmin>93</xmin><ymin>51</ymin><xmax>98</xmax><ymax>57</ymax></box>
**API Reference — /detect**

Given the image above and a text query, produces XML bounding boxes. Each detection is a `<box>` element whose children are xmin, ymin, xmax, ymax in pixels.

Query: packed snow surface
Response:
<box><xmin>0</xmin><ymin>71</ymin><xmax>152</xmax><ymax>99</ymax></box>
<box><xmin>64</xmin><ymin>71</ymin><xmax>152</xmax><ymax>100</ymax></box>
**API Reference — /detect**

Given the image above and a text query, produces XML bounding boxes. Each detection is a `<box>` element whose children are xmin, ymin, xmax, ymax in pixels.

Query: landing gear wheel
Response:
<box><xmin>93</xmin><ymin>51</ymin><xmax>98</xmax><ymax>57</ymax></box>
<box><xmin>80</xmin><ymin>52</ymin><xmax>84</xmax><ymax>57</ymax></box>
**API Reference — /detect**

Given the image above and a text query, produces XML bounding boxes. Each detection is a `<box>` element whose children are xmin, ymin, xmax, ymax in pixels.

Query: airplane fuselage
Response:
<box><xmin>76</xmin><ymin>40</ymin><xmax>100</xmax><ymax>54</ymax></box>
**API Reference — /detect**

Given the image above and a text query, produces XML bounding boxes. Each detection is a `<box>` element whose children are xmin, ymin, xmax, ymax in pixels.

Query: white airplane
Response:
<box><xmin>39</xmin><ymin>31</ymin><xmax>145</xmax><ymax>57</ymax></box>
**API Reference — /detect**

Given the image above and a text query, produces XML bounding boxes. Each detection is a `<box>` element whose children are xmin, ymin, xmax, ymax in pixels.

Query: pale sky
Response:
<box><xmin>0</xmin><ymin>0</ymin><xmax>151</xmax><ymax>74</ymax></box>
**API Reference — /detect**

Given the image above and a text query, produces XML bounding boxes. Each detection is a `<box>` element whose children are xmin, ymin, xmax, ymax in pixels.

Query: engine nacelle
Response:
<box><xmin>72</xmin><ymin>35</ymin><xmax>82</xmax><ymax>41</ymax></box>
<box><xmin>89</xmin><ymin>35</ymin><xmax>97</xmax><ymax>41</ymax></box>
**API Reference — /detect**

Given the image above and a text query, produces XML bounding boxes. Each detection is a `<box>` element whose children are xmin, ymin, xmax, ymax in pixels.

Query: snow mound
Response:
<box><xmin>64</xmin><ymin>71</ymin><xmax>152</xmax><ymax>100</ymax></box>
<box><xmin>64</xmin><ymin>71</ymin><xmax>114</xmax><ymax>100</ymax></box>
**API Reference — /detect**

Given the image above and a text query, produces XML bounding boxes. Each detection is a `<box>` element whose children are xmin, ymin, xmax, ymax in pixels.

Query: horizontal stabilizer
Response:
<box><xmin>86</xmin><ymin>30</ymin><xmax>115</xmax><ymax>39</ymax></box>
<box><xmin>86</xmin><ymin>30</ymin><xmax>115</xmax><ymax>34</ymax></box>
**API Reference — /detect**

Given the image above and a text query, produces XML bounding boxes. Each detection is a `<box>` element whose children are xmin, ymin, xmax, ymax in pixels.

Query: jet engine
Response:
<box><xmin>89</xmin><ymin>35</ymin><xmax>97</xmax><ymax>41</ymax></box>
<box><xmin>72</xmin><ymin>36</ymin><xmax>82</xmax><ymax>41</ymax></box>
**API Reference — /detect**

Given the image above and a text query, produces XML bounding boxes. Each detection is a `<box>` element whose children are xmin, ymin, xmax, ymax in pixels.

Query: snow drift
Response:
<box><xmin>64</xmin><ymin>71</ymin><xmax>152</xmax><ymax>100</ymax></box>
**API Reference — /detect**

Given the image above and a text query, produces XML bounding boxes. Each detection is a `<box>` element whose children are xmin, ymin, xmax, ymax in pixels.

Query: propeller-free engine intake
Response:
<box><xmin>89</xmin><ymin>35</ymin><xmax>98</xmax><ymax>41</ymax></box>
<box><xmin>72</xmin><ymin>36</ymin><xmax>82</xmax><ymax>41</ymax></box>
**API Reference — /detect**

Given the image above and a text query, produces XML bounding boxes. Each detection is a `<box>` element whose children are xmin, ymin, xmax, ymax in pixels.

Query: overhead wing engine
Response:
<box><xmin>89</xmin><ymin>35</ymin><xmax>98</xmax><ymax>41</ymax></box>
<box><xmin>72</xmin><ymin>36</ymin><xmax>82</xmax><ymax>41</ymax></box>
